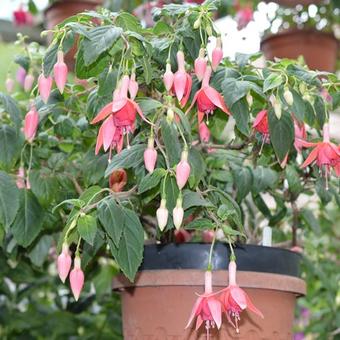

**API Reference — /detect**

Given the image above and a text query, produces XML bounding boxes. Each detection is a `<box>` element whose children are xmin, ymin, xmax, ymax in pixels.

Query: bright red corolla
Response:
<box><xmin>186</xmin><ymin>271</ymin><xmax>222</xmax><ymax>336</ymax></box>
<box><xmin>219</xmin><ymin>261</ymin><xmax>263</xmax><ymax>334</ymax></box>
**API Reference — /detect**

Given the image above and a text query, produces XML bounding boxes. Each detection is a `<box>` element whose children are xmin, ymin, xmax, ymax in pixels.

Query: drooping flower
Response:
<box><xmin>186</xmin><ymin>66</ymin><xmax>229</xmax><ymax>124</ymax></box>
<box><xmin>156</xmin><ymin>199</ymin><xmax>168</xmax><ymax>231</ymax></box>
<box><xmin>211</xmin><ymin>37</ymin><xmax>223</xmax><ymax>71</ymax></box>
<box><xmin>236</xmin><ymin>6</ymin><xmax>253</xmax><ymax>30</ymax></box>
<box><xmin>128</xmin><ymin>73</ymin><xmax>139</xmax><ymax>100</ymax></box>
<box><xmin>38</xmin><ymin>73</ymin><xmax>53</xmax><ymax>104</ymax></box>
<box><xmin>219</xmin><ymin>260</ymin><xmax>263</xmax><ymax>333</ymax></box>
<box><xmin>163</xmin><ymin>62</ymin><xmax>174</xmax><ymax>92</ymax></box>
<box><xmin>13</xmin><ymin>4</ymin><xmax>33</xmax><ymax>26</ymax></box>
<box><xmin>69</xmin><ymin>255</ymin><xmax>84</xmax><ymax>301</ymax></box>
<box><xmin>24</xmin><ymin>104</ymin><xmax>39</xmax><ymax>143</ymax></box>
<box><xmin>109</xmin><ymin>169</ymin><xmax>127</xmax><ymax>192</ymax></box>
<box><xmin>16</xmin><ymin>166</ymin><xmax>26</xmax><ymax>189</ymax></box>
<box><xmin>57</xmin><ymin>243</ymin><xmax>72</xmax><ymax>283</ymax></box>
<box><xmin>300</xmin><ymin>123</ymin><xmax>340</xmax><ymax>188</ymax></box>
<box><xmin>194</xmin><ymin>48</ymin><xmax>207</xmax><ymax>82</ymax></box>
<box><xmin>174</xmin><ymin>229</ymin><xmax>192</xmax><ymax>243</ymax></box>
<box><xmin>173</xmin><ymin>51</ymin><xmax>192</xmax><ymax>107</ymax></box>
<box><xmin>16</xmin><ymin>66</ymin><xmax>26</xmax><ymax>87</ymax></box>
<box><xmin>334</xmin><ymin>146</ymin><xmax>340</xmax><ymax>177</ymax></box>
<box><xmin>294</xmin><ymin>120</ymin><xmax>306</xmax><ymax>153</ymax></box>
<box><xmin>173</xmin><ymin>196</ymin><xmax>184</xmax><ymax>230</ymax></box>
<box><xmin>253</xmin><ymin>109</ymin><xmax>269</xmax><ymax>154</ymax></box>
<box><xmin>24</xmin><ymin>74</ymin><xmax>34</xmax><ymax>92</ymax></box>
<box><xmin>284</xmin><ymin>88</ymin><xmax>294</xmax><ymax>106</ymax></box>
<box><xmin>5</xmin><ymin>77</ymin><xmax>14</xmax><ymax>93</ymax></box>
<box><xmin>199</xmin><ymin>122</ymin><xmax>210</xmax><ymax>143</ymax></box>
<box><xmin>144</xmin><ymin>137</ymin><xmax>157</xmax><ymax>173</ymax></box>
<box><xmin>54</xmin><ymin>50</ymin><xmax>68</xmax><ymax>94</ymax></box>
<box><xmin>185</xmin><ymin>270</ymin><xmax>222</xmax><ymax>336</ymax></box>
<box><xmin>176</xmin><ymin>150</ymin><xmax>191</xmax><ymax>190</ymax></box>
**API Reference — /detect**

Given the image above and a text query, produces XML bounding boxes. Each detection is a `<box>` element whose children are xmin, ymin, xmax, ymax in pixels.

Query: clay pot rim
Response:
<box><xmin>261</xmin><ymin>28</ymin><xmax>339</xmax><ymax>46</ymax></box>
<box><xmin>44</xmin><ymin>0</ymin><xmax>102</xmax><ymax>15</ymax></box>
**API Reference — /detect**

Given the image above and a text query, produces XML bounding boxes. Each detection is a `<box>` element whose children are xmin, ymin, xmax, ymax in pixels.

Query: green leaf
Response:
<box><xmin>185</xmin><ymin>218</ymin><xmax>214</xmax><ymax>230</ymax></box>
<box><xmin>78</xmin><ymin>215</ymin><xmax>97</xmax><ymax>246</ymax></box>
<box><xmin>0</xmin><ymin>93</ymin><xmax>22</xmax><ymax>128</ymax></box>
<box><xmin>252</xmin><ymin>193</ymin><xmax>272</xmax><ymax>217</ymax></box>
<box><xmin>286</xmin><ymin>65</ymin><xmax>321</xmax><ymax>86</ymax></box>
<box><xmin>98</xmin><ymin>198</ymin><xmax>125</xmax><ymax>247</ymax></box>
<box><xmin>0</xmin><ymin>126</ymin><xmax>23</xmax><ymax>171</ymax></box>
<box><xmin>28</xmin><ymin>235</ymin><xmax>53</xmax><ymax>267</ymax></box>
<box><xmin>232</xmin><ymin>166</ymin><xmax>253</xmax><ymax>201</ymax></box>
<box><xmin>290</xmin><ymin>89</ymin><xmax>305</xmax><ymax>122</ymax></box>
<box><xmin>139</xmin><ymin>168</ymin><xmax>167</xmax><ymax>194</ymax></box>
<box><xmin>221</xmin><ymin>78</ymin><xmax>251</xmax><ymax>107</ymax></box>
<box><xmin>231</xmin><ymin>98</ymin><xmax>250</xmax><ymax>136</ymax></box>
<box><xmin>188</xmin><ymin>148</ymin><xmax>205</xmax><ymax>188</ymax></box>
<box><xmin>153</xmin><ymin>21</ymin><xmax>173</xmax><ymax>35</ymax></box>
<box><xmin>268</xmin><ymin>109</ymin><xmax>294</xmax><ymax>162</ymax></box>
<box><xmin>161</xmin><ymin>119</ymin><xmax>181</xmax><ymax>166</ymax></box>
<box><xmin>64</xmin><ymin>22</ymin><xmax>90</xmax><ymax>38</ymax></box>
<box><xmin>82</xmin><ymin>26</ymin><xmax>123</xmax><ymax>66</ymax></box>
<box><xmin>182</xmin><ymin>190</ymin><xmax>213</xmax><ymax>210</ymax></box>
<box><xmin>98</xmin><ymin>68</ymin><xmax>117</xmax><ymax>97</ymax></box>
<box><xmin>286</xmin><ymin>165</ymin><xmax>303</xmax><ymax>195</ymax></box>
<box><xmin>252</xmin><ymin>166</ymin><xmax>278</xmax><ymax>194</ymax></box>
<box><xmin>263</xmin><ymin>73</ymin><xmax>283</xmax><ymax>93</ymax></box>
<box><xmin>136</xmin><ymin>98</ymin><xmax>163</xmax><ymax>115</ymax></box>
<box><xmin>0</xmin><ymin>171</ymin><xmax>20</xmax><ymax>229</ymax></box>
<box><xmin>314</xmin><ymin>96</ymin><xmax>326</xmax><ymax>129</ymax></box>
<box><xmin>93</xmin><ymin>263</ymin><xmax>118</xmax><ymax>296</ymax></box>
<box><xmin>141</xmin><ymin>56</ymin><xmax>152</xmax><ymax>84</ymax></box>
<box><xmin>11</xmin><ymin>190</ymin><xmax>44</xmax><ymax>247</ymax></box>
<box><xmin>43</xmin><ymin>44</ymin><xmax>58</xmax><ymax>76</ymax></box>
<box><xmin>109</xmin><ymin>209</ymin><xmax>144</xmax><ymax>282</ymax></box>
<box><xmin>105</xmin><ymin>144</ymin><xmax>146</xmax><ymax>176</ymax></box>
<box><xmin>164</xmin><ymin>176</ymin><xmax>179</xmax><ymax>213</ymax></box>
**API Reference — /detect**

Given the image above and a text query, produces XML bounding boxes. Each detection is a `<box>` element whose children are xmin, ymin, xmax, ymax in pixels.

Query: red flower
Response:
<box><xmin>109</xmin><ymin>169</ymin><xmax>127</xmax><ymax>192</ymax></box>
<box><xmin>236</xmin><ymin>6</ymin><xmax>253</xmax><ymax>30</ymax></box>
<box><xmin>13</xmin><ymin>5</ymin><xmax>33</xmax><ymax>26</ymax></box>
<box><xmin>186</xmin><ymin>66</ymin><xmax>229</xmax><ymax>124</ymax></box>
<box><xmin>253</xmin><ymin>110</ymin><xmax>269</xmax><ymax>136</ymax></box>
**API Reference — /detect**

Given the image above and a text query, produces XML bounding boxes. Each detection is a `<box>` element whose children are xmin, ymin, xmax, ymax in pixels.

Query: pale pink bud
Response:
<box><xmin>24</xmin><ymin>74</ymin><xmax>34</xmax><ymax>92</ymax></box>
<box><xmin>119</xmin><ymin>75</ymin><xmax>130</xmax><ymax>99</ymax></box>
<box><xmin>16</xmin><ymin>166</ymin><xmax>26</xmax><ymax>189</ymax></box>
<box><xmin>144</xmin><ymin>138</ymin><xmax>157</xmax><ymax>173</ymax></box>
<box><xmin>38</xmin><ymin>73</ymin><xmax>53</xmax><ymax>104</ymax></box>
<box><xmin>202</xmin><ymin>65</ymin><xmax>212</xmax><ymax>88</ymax></box>
<box><xmin>211</xmin><ymin>37</ymin><xmax>223</xmax><ymax>71</ymax></box>
<box><xmin>199</xmin><ymin>122</ymin><xmax>210</xmax><ymax>143</ymax></box>
<box><xmin>202</xmin><ymin>230</ymin><xmax>214</xmax><ymax>243</ymax></box>
<box><xmin>70</xmin><ymin>256</ymin><xmax>84</xmax><ymax>301</ymax></box>
<box><xmin>163</xmin><ymin>63</ymin><xmax>174</xmax><ymax>92</ymax></box>
<box><xmin>174</xmin><ymin>51</ymin><xmax>187</xmax><ymax>101</ymax></box>
<box><xmin>26</xmin><ymin>177</ymin><xmax>31</xmax><ymax>189</ymax></box>
<box><xmin>57</xmin><ymin>243</ymin><xmax>72</xmax><ymax>283</ymax></box>
<box><xmin>173</xmin><ymin>197</ymin><xmax>184</xmax><ymax>230</ymax></box>
<box><xmin>323</xmin><ymin>123</ymin><xmax>330</xmax><ymax>143</ymax></box>
<box><xmin>176</xmin><ymin>150</ymin><xmax>191</xmax><ymax>190</ymax></box>
<box><xmin>54</xmin><ymin>50</ymin><xmax>68</xmax><ymax>94</ymax></box>
<box><xmin>128</xmin><ymin>73</ymin><xmax>139</xmax><ymax>100</ymax></box>
<box><xmin>228</xmin><ymin>260</ymin><xmax>237</xmax><ymax>285</ymax></box>
<box><xmin>156</xmin><ymin>199</ymin><xmax>168</xmax><ymax>231</ymax></box>
<box><xmin>5</xmin><ymin>78</ymin><xmax>14</xmax><ymax>93</ymax></box>
<box><xmin>194</xmin><ymin>48</ymin><xmax>207</xmax><ymax>82</ymax></box>
<box><xmin>205</xmin><ymin>270</ymin><xmax>212</xmax><ymax>294</ymax></box>
<box><xmin>24</xmin><ymin>105</ymin><xmax>39</xmax><ymax>143</ymax></box>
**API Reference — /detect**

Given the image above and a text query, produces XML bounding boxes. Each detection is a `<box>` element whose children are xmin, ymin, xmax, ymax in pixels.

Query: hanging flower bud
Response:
<box><xmin>54</xmin><ymin>50</ymin><xmax>68</xmax><ymax>94</ymax></box>
<box><xmin>206</xmin><ymin>25</ymin><xmax>213</xmax><ymax>37</ymax></box>
<box><xmin>199</xmin><ymin>121</ymin><xmax>210</xmax><ymax>143</ymax></box>
<box><xmin>16</xmin><ymin>66</ymin><xmax>26</xmax><ymax>87</ymax></box>
<box><xmin>194</xmin><ymin>48</ymin><xmax>207</xmax><ymax>82</ymax></box>
<box><xmin>24</xmin><ymin>74</ymin><xmax>34</xmax><ymax>92</ymax></box>
<box><xmin>246</xmin><ymin>92</ymin><xmax>253</xmax><ymax>107</ymax></box>
<box><xmin>38</xmin><ymin>73</ymin><xmax>53</xmax><ymax>104</ymax></box>
<box><xmin>70</xmin><ymin>256</ymin><xmax>85</xmax><ymax>301</ymax></box>
<box><xmin>16</xmin><ymin>166</ymin><xmax>26</xmax><ymax>189</ymax></box>
<box><xmin>173</xmin><ymin>51</ymin><xmax>192</xmax><ymax>106</ymax></box>
<box><xmin>167</xmin><ymin>108</ymin><xmax>174</xmax><ymax>123</ymax></box>
<box><xmin>211</xmin><ymin>36</ymin><xmax>223</xmax><ymax>71</ymax></box>
<box><xmin>24</xmin><ymin>104</ymin><xmax>39</xmax><ymax>143</ymax></box>
<box><xmin>156</xmin><ymin>198</ymin><xmax>168</xmax><ymax>231</ymax></box>
<box><xmin>109</xmin><ymin>169</ymin><xmax>127</xmax><ymax>192</ymax></box>
<box><xmin>274</xmin><ymin>101</ymin><xmax>282</xmax><ymax>119</ymax></box>
<box><xmin>128</xmin><ymin>73</ymin><xmax>139</xmax><ymax>100</ymax></box>
<box><xmin>283</xmin><ymin>88</ymin><xmax>294</xmax><ymax>106</ymax></box>
<box><xmin>173</xmin><ymin>196</ymin><xmax>184</xmax><ymax>230</ymax></box>
<box><xmin>176</xmin><ymin>150</ymin><xmax>191</xmax><ymax>190</ymax></box>
<box><xmin>57</xmin><ymin>243</ymin><xmax>72</xmax><ymax>283</ymax></box>
<box><xmin>144</xmin><ymin>137</ymin><xmax>157</xmax><ymax>173</ymax></box>
<box><xmin>193</xmin><ymin>17</ymin><xmax>201</xmax><ymax>29</ymax></box>
<box><xmin>163</xmin><ymin>62</ymin><xmax>174</xmax><ymax>92</ymax></box>
<box><xmin>5</xmin><ymin>77</ymin><xmax>14</xmax><ymax>93</ymax></box>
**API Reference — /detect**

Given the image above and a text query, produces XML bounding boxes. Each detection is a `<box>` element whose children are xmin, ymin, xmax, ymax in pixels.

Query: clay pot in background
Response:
<box><xmin>113</xmin><ymin>243</ymin><xmax>306</xmax><ymax>339</ymax></box>
<box><xmin>261</xmin><ymin>29</ymin><xmax>339</xmax><ymax>72</ymax></box>
<box><xmin>44</xmin><ymin>0</ymin><xmax>102</xmax><ymax>70</ymax></box>
<box><xmin>263</xmin><ymin>0</ymin><xmax>324</xmax><ymax>6</ymax></box>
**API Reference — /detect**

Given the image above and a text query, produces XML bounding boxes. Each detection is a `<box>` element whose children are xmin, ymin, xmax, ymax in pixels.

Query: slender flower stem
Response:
<box><xmin>207</xmin><ymin>234</ymin><xmax>216</xmax><ymax>271</ymax></box>
<box><xmin>227</xmin><ymin>237</ymin><xmax>236</xmax><ymax>261</ymax></box>
<box><xmin>176</xmin><ymin>122</ymin><xmax>188</xmax><ymax>148</ymax></box>
<box><xmin>75</xmin><ymin>237</ymin><xmax>82</xmax><ymax>256</ymax></box>
<box><xmin>26</xmin><ymin>143</ymin><xmax>33</xmax><ymax>180</ymax></box>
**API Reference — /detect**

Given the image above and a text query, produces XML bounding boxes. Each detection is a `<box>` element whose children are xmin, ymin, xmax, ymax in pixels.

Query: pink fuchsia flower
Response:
<box><xmin>186</xmin><ymin>66</ymin><xmax>229</xmax><ymax>124</ymax></box>
<box><xmin>253</xmin><ymin>109</ymin><xmax>270</xmax><ymax>154</ymax></box>
<box><xmin>57</xmin><ymin>243</ymin><xmax>72</xmax><ymax>283</ymax></box>
<box><xmin>173</xmin><ymin>51</ymin><xmax>192</xmax><ymax>107</ymax></box>
<box><xmin>70</xmin><ymin>256</ymin><xmax>85</xmax><ymax>301</ymax></box>
<box><xmin>16</xmin><ymin>66</ymin><xmax>26</xmax><ymax>87</ymax></box>
<box><xmin>320</xmin><ymin>88</ymin><xmax>332</xmax><ymax>103</ymax></box>
<box><xmin>156</xmin><ymin>198</ymin><xmax>168</xmax><ymax>231</ymax></box>
<box><xmin>236</xmin><ymin>6</ymin><xmax>253</xmax><ymax>30</ymax></box>
<box><xmin>211</xmin><ymin>37</ymin><xmax>223</xmax><ymax>71</ymax></box>
<box><xmin>194</xmin><ymin>48</ymin><xmax>207</xmax><ymax>82</ymax></box>
<box><xmin>128</xmin><ymin>73</ymin><xmax>138</xmax><ymax>100</ymax></box>
<box><xmin>199</xmin><ymin>121</ymin><xmax>210</xmax><ymax>143</ymax></box>
<box><xmin>163</xmin><ymin>62</ymin><xmax>174</xmax><ymax>92</ymax></box>
<box><xmin>334</xmin><ymin>146</ymin><xmax>340</xmax><ymax>177</ymax></box>
<box><xmin>24</xmin><ymin>74</ymin><xmax>34</xmax><ymax>92</ymax></box>
<box><xmin>109</xmin><ymin>169</ymin><xmax>127</xmax><ymax>192</ymax></box>
<box><xmin>219</xmin><ymin>260</ymin><xmax>263</xmax><ymax>333</ymax></box>
<box><xmin>16</xmin><ymin>166</ymin><xmax>26</xmax><ymax>189</ymax></box>
<box><xmin>144</xmin><ymin>137</ymin><xmax>157</xmax><ymax>173</ymax></box>
<box><xmin>176</xmin><ymin>150</ymin><xmax>191</xmax><ymax>190</ymax></box>
<box><xmin>174</xmin><ymin>229</ymin><xmax>192</xmax><ymax>243</ymax></box>
<box><xmin>300</xmin><ymin>123</ymin><xmax>340</xmax><ymax>188</ymax></box>
<box><xmin>5</xmin><ymin>77</ymin><xmax>14</xmax><ymax>93</ymax></box>
<box><xmin>294</xmin><ymin>120</ymin><xmax>306</xmax><ymax>153</ymax></box>
<box><xmin>185</xmin><ymin>270</ymin><xmax>222</xmax><ymax>336</ymax></box>
<box><xmin>202</xmin><ymin>230</ymin><xmax>215</xmax><ymax>243</ymax></box>
<box><xmin>13</xmin><ymin>5</ymin><xmax>33</xmax><ymax>26</ymax></box>
<box><xmin>54</xmin><ymin>50</ymin><xmax>68</xmax><ymax>94</ymax></box>
<box><xmin>24</xmin><ymin>105</ymin><xmax>39</xmax><ymax>143</ymax></box>
<box><xmin>173</xmin><ymin>196</ymin><xmax>184</xmax><ymax>230</ymax></box>
<box><xmin>38</xmin><ymin>73</ymin><xmax>53</xmax><ymax>104</ymax></box>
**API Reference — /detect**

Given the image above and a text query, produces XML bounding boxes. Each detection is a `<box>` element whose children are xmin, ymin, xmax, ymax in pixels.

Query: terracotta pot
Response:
<box><xmin>44</xmin><ymin>0</ymin><xmax>102</xmax><ymax>70</ymax></box>
<box><xmin>264</xmin><ymin>0</ymin><xmax>324</xmax><ymax>6</ymax></box>
<box><xmin>113</xmin><ymin>243</ymin><xmax>306</xmax><ymax>339</ymax></box>
<box><xmin>261</xmin><ymin>29</ymin><xmax>339</xmax><ymax>72</ymax></box>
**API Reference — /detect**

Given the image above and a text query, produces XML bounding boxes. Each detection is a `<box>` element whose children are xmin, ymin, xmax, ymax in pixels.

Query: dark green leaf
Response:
<box><xmin>286</xmin><ymin>65</ymin><xmax>321</xmax><ymax>86</ymax></box>
<box><xmin>0</xmin><ymin>93</ymin><xmax>22</xmax><ymax>129</ymax></box>
<box><xmin>136</xmin><ymin>98</ymin><xmax>162</xmax><ymax>115</ymax></box>
<box><xmin>0</xmin><ymin>125</ymin><xmax>23</xmax><ymax>171</ymax></box>
<box><xmin>161</xmin><ymin>119</ymin><xmax>181</xmax><ymax>166</ymax></box>
<box><xmin>78</xmin><ymin>215</ymin><xmax>97</xmax><ymax>246</ymax></box>
<box><xmin>252</xmin><ymin>166</ymin><xmax>278</xmax><ymax>193</ymax></box>
<box><xmin>182</xmin><ymin>190</ymin><xmax>213</xmax><ymax>210</ymax></box>
<box><xmin>28</xmin><ymin>235</ymin><xmax>53</xmax><ymax>267</ymax></box>
<box><xmin>222</xmin><ymin>78</ymin><xmax>251</xmax><ymax>107</ymax></box>
<box><xmin>141</xmin><ymin>56</ymin><xmax>152</xmax><ymax>84</ymax></box>
<box><xmin>232</xmin><ymin>166</ymin><xmax>253</xmax><ymax>201</ymax></box>
<box><xmin>263</xmin><ymin>73</ymin><xmax>283</xmax><ymax>93</ymax></box>
<box><xmin>139</xmin><ymin>168</ymin><xmax>167</xmax><ymax>194</ymax></box>
<box><xmin>188</xmin><ymin>148</ymin><xmax>205</xmax><ymax>188</ymax></box>
<box><xmin>185</xmin><ymin>218</ymin><xmax>214</xmax><ymax>230</ymax></box>
<box><xmin>290</xmin><ymin>89</ymin><xmax>305</xmax><ymax>122</ymax></box>
<box><xmin>231</xmin><ymin>98</ymin><xmax>250</xmax><ymax>136</ymax></box>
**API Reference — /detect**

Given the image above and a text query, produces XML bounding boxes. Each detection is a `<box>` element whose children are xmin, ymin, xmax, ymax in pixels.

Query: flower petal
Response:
<box><xmin>95</xmin><ymin>124</ymin><xmax>104</xmax><ymax>155</ymax></box>
<box><xmin>180</xmin><ymin>73</ymin><xmax>192</xmax><ymax>107</ymax></box>
<box><xmin>195</xmin><ymin>315</ymin><xmax>204</xmax><ymax>330</ymax></box>
<box><xmin>112</xmin><ymin>98</ymin><xmax>128</xmax><ymax>113</ymax></box>
<box><xmin>244</xmin><ymin>291</ymin><xmax>264</xmax><ymax>318</ymax></box>
<box><xmin>230</xmin><ymin>285</ymin><xmax>247</xmax><ymax>310</ymax></box>
<box><xmin>185</xmin><ymin>91</ymin><xmax>199</xmax><ymax>114</ymax></box>
<box><xmin>204</xmin><ymin>86</ymin><xmax>229</xmax><ymax>114</ymax></box>
<box><xmin>301</xmin><ymin>145</ymin><xmax>320</xmax><ymax>168</ymax></box>
<box><xmin>207</xmin><ymin>298</ymin><xmax>222</xmax><ymax>329</ymax></box>
<box><xmin>185</xmin><ymin>297</ymin><xmax>203</xmax><ymax>329</ymax></box>
<box><xmin>102</xmin><ymin>116</ymin><xmax>116</xmax><ymax>151</ymax></box>
<box><xmin>91</xmin><ymin>102</ymin><xmax>113</xmax><ymax>124</ymax></box>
